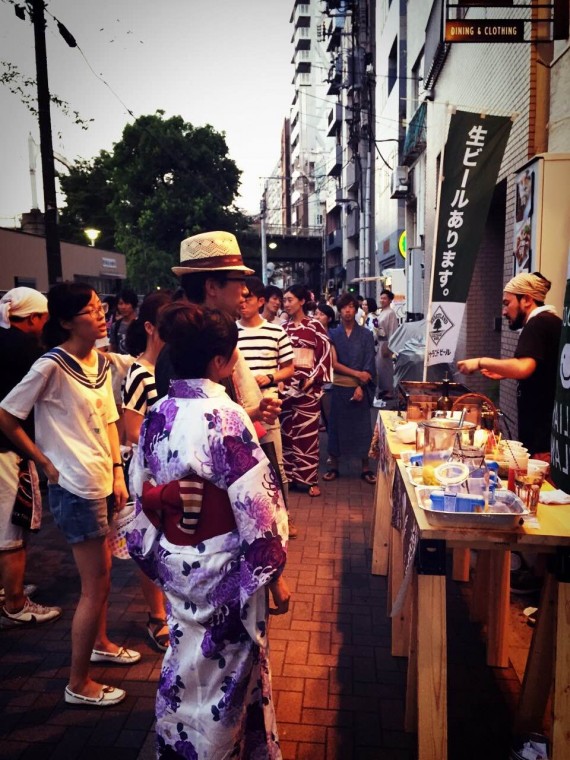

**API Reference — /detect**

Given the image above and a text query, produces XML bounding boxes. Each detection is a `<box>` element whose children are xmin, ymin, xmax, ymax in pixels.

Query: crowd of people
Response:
<box><xmin>0</xmin><ymin>230</ymin><xmax>394</xmax><ymax>758</ymax></box>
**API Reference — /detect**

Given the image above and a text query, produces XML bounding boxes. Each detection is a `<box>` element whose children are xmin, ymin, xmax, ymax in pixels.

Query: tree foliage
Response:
<box><xmin>58</xmin><ymin>111</ymin><xmax>249</xmax><ymax>291</ymax></box>
<box><xmin>0</xmin><ymin>61</ymin><xmax>93</xmax><ymax>129</ymax></box>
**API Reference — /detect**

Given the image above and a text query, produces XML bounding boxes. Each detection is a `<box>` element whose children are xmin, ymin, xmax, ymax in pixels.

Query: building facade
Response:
<box><xmin>0</xmin><ymin>226</ymin><xmax>126</xmax><ymax>295</ymax></box>
<box><xmin>379</xmin><ymin>0</ymin><xmax>570</xmax><ymax>433</ymax></box>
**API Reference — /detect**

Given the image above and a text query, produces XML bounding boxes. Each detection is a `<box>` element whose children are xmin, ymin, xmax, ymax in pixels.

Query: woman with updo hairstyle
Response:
<box><xmin>127</xmin><ymin>302</ymin><xmax>290</xmax><ymax>759</ymax></box>
<box><xmin>280</xmin><ymin>283</ymin><xmax>333</xmax><ymax>497</ymax></box>
<box><xmin>0</xmin><ymin>282</ymin><xmax>137</xmax><ymax>708</ymax></box>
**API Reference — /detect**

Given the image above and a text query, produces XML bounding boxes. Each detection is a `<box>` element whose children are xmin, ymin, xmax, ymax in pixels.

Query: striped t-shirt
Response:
<box><xmin>122</xmin><ymin>362</ymin><xmax>158</xmax><ymax>416</ymax></box>
<box><xmin>236</xmin><ymin>319</ymin><xmax>294</xmax><ymax>379</ymax></box>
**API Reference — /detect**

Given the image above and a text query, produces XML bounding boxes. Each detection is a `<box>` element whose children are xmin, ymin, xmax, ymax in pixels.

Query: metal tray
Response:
<box><xmin>415</xmin><ymin>487</ymin><xmax>529</xmax><ymax>529</ymax></box>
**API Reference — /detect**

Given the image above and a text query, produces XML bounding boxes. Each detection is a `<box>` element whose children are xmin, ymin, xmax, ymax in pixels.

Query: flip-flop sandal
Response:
<box><xmin>360</xmin><ymin>470</ymin><xmax>377</xmax><ymax>485</ymax></box>
<box><xmin>308</xmin><ymin>485</ymin><xmax>321</xmax><ymax>497</ymax></box>
<box><xmin>322</xmin><ymin>469</ymin><xmax>339</xmax><ymax>481</ymax></box>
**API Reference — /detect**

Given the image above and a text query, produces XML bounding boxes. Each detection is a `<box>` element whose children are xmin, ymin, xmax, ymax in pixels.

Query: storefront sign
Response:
<box><xmin>102</xmin><ymin>257</ymin><xmax>117</xmax><ymax>270</ymax></box>
<box><xmin>445</xmin><ymin>20</ymin><xmax>524</xmax><ymax>43</ymax></box>
<box><xmin>426</xmin><ymin>110</ymin><xmax>512</xmax><ymax>367</ymax></box>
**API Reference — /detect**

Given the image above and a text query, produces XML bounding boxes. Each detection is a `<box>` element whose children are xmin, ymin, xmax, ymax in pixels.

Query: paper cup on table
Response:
<box><xmin>528</xmin><ymin>459</ymin><xmax>549</xmax><ymax>476</ymax></box>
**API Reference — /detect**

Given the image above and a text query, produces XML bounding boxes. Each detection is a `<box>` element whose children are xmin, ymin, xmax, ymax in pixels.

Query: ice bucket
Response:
<box><xmin>422</xmin><ymin>418</ymin><xmax>479</xmax><ymax>477</ymax></box>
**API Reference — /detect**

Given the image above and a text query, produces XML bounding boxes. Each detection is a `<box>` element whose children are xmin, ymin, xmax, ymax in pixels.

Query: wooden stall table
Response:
<box><xmin>370</xmin><ymin>411</ymin><xmax>415</xmax><ymax>577</ymax></box>
<box><xmin>390</xmin><ymin>460</ymin><xmax>570</xmax><ymax>760</ymax></box>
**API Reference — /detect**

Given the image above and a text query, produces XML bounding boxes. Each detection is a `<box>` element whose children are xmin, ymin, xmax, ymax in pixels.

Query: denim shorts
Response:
<box><xmin>48</xmin><ymin>483</ymin><xmax>112</xmax><ymax>545</ymax></box>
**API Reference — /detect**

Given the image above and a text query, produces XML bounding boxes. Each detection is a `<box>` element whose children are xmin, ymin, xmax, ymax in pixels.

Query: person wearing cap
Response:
<box><xmin>157</xmin><ymin>231</ymin><xmax>281</xmax><ymax>429</ymax></box>
<box><xmin>458</xmin><ymin>272</ymin><xmax>562</xmax><ymax>456</ymax></box>
<box><xmin>0</xmin><ymin>287</ymin><xmax>62</xmax><ymax>626</ymax></box>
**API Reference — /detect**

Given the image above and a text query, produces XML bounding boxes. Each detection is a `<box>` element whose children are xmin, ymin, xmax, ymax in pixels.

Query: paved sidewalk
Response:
<box><xmin>1</xmin><ymin>445</ymin><xmax>533</xmax><ymax>759</ymax></box>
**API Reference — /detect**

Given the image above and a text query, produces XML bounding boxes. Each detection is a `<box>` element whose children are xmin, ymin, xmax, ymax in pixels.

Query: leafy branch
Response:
<box><xmin>1</xmin><ymin>60</ymin><xmax>93</xmax><ymax>129</ymax></box>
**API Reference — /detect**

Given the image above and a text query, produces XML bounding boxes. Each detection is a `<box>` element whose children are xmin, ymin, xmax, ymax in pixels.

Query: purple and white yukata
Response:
<box><xmin>127</xmin><ymin>378</ymin><xmax>288</xmax><ymax>760</ymax></box>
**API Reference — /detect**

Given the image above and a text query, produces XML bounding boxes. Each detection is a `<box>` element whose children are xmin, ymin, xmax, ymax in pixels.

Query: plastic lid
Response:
<box><xmin>434</xmin><ymin>461</ymin><xmax>470</xmax><ymax>486</ymax></box>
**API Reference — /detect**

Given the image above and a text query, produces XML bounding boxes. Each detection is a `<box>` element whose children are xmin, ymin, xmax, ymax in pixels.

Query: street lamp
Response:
<box><xmin>84</xmin><ymin>228</ymin><xmax>101</xmax><ymax>247</ymax></box>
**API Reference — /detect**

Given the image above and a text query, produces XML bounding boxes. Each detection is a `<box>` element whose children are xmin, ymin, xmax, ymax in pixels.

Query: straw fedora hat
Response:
<box><xmin>172</xmin><ymin>231</ymin><xmax>254</xmax><ymax>276</ymax></box>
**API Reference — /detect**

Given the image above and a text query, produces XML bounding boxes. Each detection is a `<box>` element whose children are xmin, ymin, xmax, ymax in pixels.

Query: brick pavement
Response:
<box><xmin>1</xmin><ymin>438</ymin><xmax>533</xmax><ymax>760</ymax></box>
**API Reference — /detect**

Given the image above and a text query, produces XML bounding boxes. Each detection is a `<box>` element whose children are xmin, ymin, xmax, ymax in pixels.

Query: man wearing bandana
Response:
<box><xmin>0</xmin><ymin>288</ymin><xmax>62</xmax><ymax>625</ymax></box>
<box><xmin>458</xmin><ymin>272</ymin><xmax>562</xmax><ymax>457</ymax></box>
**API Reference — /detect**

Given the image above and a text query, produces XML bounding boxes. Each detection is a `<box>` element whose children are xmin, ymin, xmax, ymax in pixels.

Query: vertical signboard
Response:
<box><xmin>551</xmin><ymin>277</ymin><xmax>570</xmax><ymax>491</ymax></box>
<box><xmin>426</xmin><ymin>110</ymin><xmax>512</xmax><ymax>366</ymax></box>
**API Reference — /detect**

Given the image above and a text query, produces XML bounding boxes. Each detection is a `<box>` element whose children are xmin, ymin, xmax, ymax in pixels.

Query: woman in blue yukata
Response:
<box><xmin>127</xmin><ymin>302</ymin><xmax>290</xmax><ymax>759</ymax></box>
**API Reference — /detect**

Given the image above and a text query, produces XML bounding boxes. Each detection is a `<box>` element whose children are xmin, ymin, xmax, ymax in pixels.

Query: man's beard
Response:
<box><xmin>508</xmin><ymin>309</ymin><xmax>525</xmax><ymax>331</ymax></box>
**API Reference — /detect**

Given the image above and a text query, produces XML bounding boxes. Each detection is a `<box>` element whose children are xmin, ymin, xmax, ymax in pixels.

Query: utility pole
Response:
<box><xmin>29</xmin><ymin>0</ymin><xmax>61</xmax><ymax>285</ymax></box>
<box><xmin>260</xmin><ymin>194</ymin><xmax>268</xmax><ymax>285</ymax></box>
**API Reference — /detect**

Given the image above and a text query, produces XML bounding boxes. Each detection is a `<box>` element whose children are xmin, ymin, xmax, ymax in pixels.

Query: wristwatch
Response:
<box><xmin>266</xmin><ymin>374</ymin><xmax>275</xmax><ymax>386</ymax></box>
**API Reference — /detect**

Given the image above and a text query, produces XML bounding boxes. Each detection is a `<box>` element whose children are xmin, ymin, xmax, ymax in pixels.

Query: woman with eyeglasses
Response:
<box><xmin>0</xmin><ymin>282</ymin><xmax>139</xmax><ymax>708</ymax></box>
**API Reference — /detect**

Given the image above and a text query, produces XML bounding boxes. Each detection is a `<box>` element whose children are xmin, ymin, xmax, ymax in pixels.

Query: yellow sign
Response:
<box><xmin>399</xmin><ymin>231</ymin><xmax>407</xmax><ymax>258</ymax></box>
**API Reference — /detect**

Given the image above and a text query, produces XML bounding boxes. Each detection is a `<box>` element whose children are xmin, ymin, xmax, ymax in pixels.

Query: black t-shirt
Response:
<box><xmin>515</xmin><ymin>310</ymin><xmax>562</xmax><ymax>455</ymax></box>
<box><xmin>0</xmin><ymin>326</ymin><xmax>44</xmax><ymax>451</ymax></box>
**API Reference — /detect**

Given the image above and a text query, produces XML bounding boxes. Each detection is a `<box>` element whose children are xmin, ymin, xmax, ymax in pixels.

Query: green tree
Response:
<box><xmin>58</xmin><ymin>152</ymin><xmax>116</xmax><ymax>250</ymax></box>
<box><xmin>59</xmin><ymin>111</ymin><xmax>248</xmax><ymax>291</ymax></box>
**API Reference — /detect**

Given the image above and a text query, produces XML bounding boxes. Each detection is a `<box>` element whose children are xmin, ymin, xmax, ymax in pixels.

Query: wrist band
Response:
<box><xmin>478</xmin><ymin>358</ymin><xmax>482</xmax><ymax>370</ymax></box>
<box><xmin>112</xmin><ymin>462</ymin><xmax>123</xmax><ymax>469</ymax></box>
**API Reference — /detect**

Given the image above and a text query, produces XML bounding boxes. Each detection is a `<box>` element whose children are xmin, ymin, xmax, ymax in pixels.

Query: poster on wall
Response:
<box><xmin>512</xmin><ymin>163</ymin><xmax>537</xmax><ymax>274</ymax></box>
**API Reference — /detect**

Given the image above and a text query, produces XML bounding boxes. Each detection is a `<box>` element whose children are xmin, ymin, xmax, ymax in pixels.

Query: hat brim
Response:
<box><xmin>172</xmin><ymin>264</ymin><xmax>255</xmax><ymax>277</ymax></box>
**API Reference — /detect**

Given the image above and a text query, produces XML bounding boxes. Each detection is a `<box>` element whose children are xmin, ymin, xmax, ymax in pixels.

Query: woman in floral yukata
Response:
<box><xmin>280</xmin><ymin>284</ymin><xmax>332</xmax><ymax>497</ymax></box>
<box><xmin>127</xmin><ymin>302</ymin><xmax>290</xmax><ymax>760</ymax></box>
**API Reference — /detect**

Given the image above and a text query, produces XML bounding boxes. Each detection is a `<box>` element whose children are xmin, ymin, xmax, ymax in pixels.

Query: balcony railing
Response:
<box><xmin>402</xmin><ymin>102</ymin><xmax>427</xmax><ymax>166</ymax></box>
<box><xmin>326</xmin><ymin>229</ymin><xmax>343</xmax><ymax>251</ymax></box>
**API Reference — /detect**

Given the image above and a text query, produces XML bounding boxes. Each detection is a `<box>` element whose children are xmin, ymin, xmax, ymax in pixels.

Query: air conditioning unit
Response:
<box><xmin>390</xmin><ymin>166</ymin><xmax>409</xmax><ymax>199</ymax></box>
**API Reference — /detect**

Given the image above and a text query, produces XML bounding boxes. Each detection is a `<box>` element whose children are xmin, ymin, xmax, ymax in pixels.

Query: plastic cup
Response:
<box><xmin>514</xmin><ymin>470</ymin><xmax>545</xmax><ymax>514</ymax></box>
<box><xmin>507</xmin><ymin>452</ymin><xmax>529</xmax><ymax>491</ymax></box>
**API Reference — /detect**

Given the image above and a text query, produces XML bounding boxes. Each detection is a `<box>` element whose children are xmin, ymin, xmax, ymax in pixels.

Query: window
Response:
<box><xmin>388</xmin><ymin>38</ymin><xmax>398</xmax><ymax>95</ymax></box>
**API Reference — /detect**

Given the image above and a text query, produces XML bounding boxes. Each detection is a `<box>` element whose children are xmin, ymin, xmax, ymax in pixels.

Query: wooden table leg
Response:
<box><xmin>470</xmin><ymin>550</ymin><xmax>491</xmax><ymax>625</ymax></box>
<box><xmin>552</xmin><ymin>579</ymin><xmax>570</xmax><ymax>759</ymax></box>
<box><xmin>417</xmin><ymin>573</ymin><xmax>448</xmax><ymax>760</ymax></box>
<box><xmin>390</xmin><ymin>526</ymin><xmax>411</xmax><ymax>656</ymax></box>
<box><xmin>486</xmin><ymin>548</ymin><xmax>511</xmax><ymax>668</ymax></box>
<box><xmin>452</xmin><ymin>548</ymin><xmax>470</xmax><ymax>582</ymax></box>
<box><xmin>371</xmin><ymin>463</ymin><xmax>394</xmax><ymax>576</ymax></box>
<box><xmin>515</xmin><ymin>571</ymin><xmax>556</xmax><ymax>733</ymax></box>
<box><xmin>404</xmin><ymin>572</ymin><xmax>418</xmax><ymax>733</ymax></box>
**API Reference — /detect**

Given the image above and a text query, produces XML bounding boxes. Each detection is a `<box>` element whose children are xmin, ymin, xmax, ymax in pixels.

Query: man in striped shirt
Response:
<box><xmin>238</xmin><ymin>277</ymin><xmax>297</xmax><ymax>536</ymax></box>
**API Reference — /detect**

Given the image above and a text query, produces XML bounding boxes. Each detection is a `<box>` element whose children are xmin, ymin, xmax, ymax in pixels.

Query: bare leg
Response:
<box><xmin>68</xmin><ymin>536</ymin><xmax>113</xmax><ymax>697</ymax></box>
<box><xmin>139</xmin><ymin>571</ymin><xmax>167</xmax><ymax>620</ymax></box>
<box><xmin>0</xmin><ymin>547</ymin><xmax>26</xmax><ymax>613</ymax></box>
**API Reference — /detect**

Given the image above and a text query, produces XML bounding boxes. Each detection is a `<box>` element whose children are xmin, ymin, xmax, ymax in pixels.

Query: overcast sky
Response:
<box><xmin>0</xmin><ymin>0</ymin><xmax>294</xmax><ymax>227</ymax></box>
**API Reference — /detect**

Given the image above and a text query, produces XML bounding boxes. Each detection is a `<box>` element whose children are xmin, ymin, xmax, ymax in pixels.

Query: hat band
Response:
<box><xmin>179</xmin><ymin>254</ymin><xmax>245</xmax><ymax>270</ymax></box>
